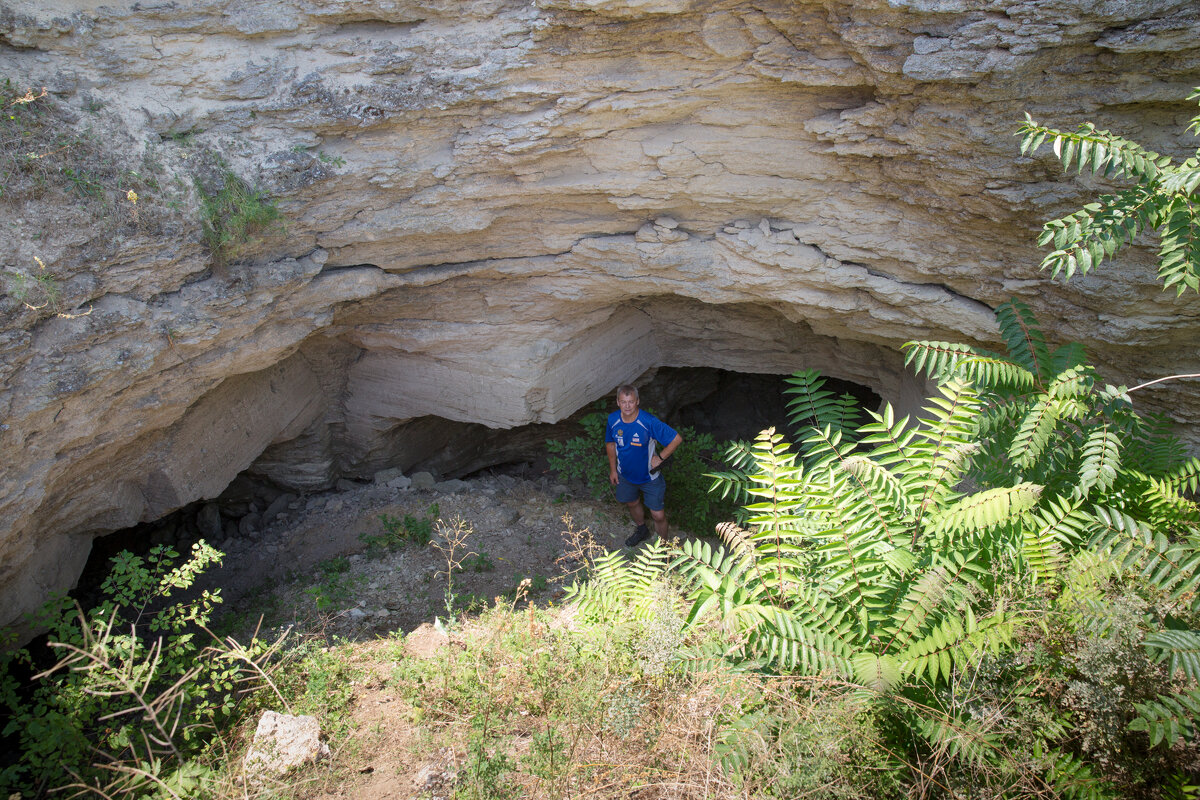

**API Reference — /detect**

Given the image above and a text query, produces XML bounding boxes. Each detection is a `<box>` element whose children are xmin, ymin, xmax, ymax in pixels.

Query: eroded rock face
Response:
<box><xmin>2</xmin><ymin>0</ymin><xmax>1200</xmax><ymax>635</ymax></box>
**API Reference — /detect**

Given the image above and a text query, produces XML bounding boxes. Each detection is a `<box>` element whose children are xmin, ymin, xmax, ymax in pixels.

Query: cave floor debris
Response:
<box><xmin>205</xmin><ymin>472</ymin><xmax>640</xmax><ymax>642</ymax></box>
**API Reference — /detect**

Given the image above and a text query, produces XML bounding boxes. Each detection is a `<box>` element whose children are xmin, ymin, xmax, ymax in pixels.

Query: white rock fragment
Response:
<box><xmin>635</xmin><ymin>223</ymin><xmax>659</xmax><ymax>242</ymax></box>
<box><xmin>244</xmin><ymin>712</ymin><xmax>329</xmax><ymax>779</ymax></box>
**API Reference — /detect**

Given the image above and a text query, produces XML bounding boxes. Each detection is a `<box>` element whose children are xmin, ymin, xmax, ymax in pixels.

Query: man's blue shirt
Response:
<box><xmin>605</xmin><ymin>409</ymin><xmax>678</xmax><ymax>485</ymax></box>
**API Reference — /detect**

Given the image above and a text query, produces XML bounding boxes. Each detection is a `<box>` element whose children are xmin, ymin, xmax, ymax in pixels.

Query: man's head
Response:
<box><xmin>616</xmin><ymin>384</ymin><xmax>639</xmax><ymax>417</ymax></box>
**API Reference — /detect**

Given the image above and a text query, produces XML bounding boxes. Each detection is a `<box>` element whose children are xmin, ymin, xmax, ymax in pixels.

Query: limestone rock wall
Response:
<box><xmin>2</xmin><ymin>0</ymin><xmax>1200</xmax><ymax>633</ymax></box>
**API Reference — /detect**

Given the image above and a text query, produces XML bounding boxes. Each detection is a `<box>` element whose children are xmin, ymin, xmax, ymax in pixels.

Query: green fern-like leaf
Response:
<box><xmin>759</xmin><ymin>604</ymin><xmax>854</xmax><ymax>675</ymax></box>
<box><xmin>906</xmin><ymin>380</ymin><xmax>982</xmax><ymax>526</ymax></box>
<box><xmin>1130</xmin><ymin>687</ymin><xmax>1200</xmax><ymax>747</ymax></box>
<box><xmin>1144</xmin><ymin>629</ymin><xmax>1200</xmax><ymax>681</ymax></box>
<box><xmin>1159</xmin><ymin>456</ymin><xmax>1200</xmax><ymax>495</ymax></box>
<box><xmin>922</xmin><ymin>484</ymin><xmax>1042</xmax><ymax>541</ymax></box>
<box><xmin>1087</xmin><ymin>507</ymin><xmax>1200</xmax><ymax>612</ymax></box>
<box><xmin>1032</xmin><ymin>741</ymin><xmax>1115</xmax><ymax>800</ymax></box>
<box><xmin>784</xmin><ymin>369</ymin><xmax>854</xmax><ymax>433</ymax></box>
<box><xmin>1018</xmin><ymin>106</ymin><xmax>1200</xmax><ymax>294</ymax></box>
<box><xmin>708</xmin><ymin>438</ymin><xmax>762</xmax><ymax>508</ymax></box>
<box><xmin>1158</xmin><ymin>195</ymin><xmax>1200</xmax><ymax>295</ymax></box>
<box><xmin>897</xmin><ymin>605</ymin><xmax>1012</xmax><ymax>685</ymax></box>
<box><xmin>912</xmin><ymin>708</ymin><xmax>1001</xmax><ymax>769</ymax></box>
<box><xmin>675</xmin><ymin>539</ymin><xmax>779</xmax><ymax>631</ymax></box>
<box><xmin>851</xmin><ymin>652</ymin><xmax>903</xmax><ymax>692</ymax></box>
<box><xmin>1019</xmin><ymin>115</ymin><xmax>1168</xmax><ymax>182</ymax></box>
<box><xmin>1023</xmin><ymin>497</ymin><xmax>1090</xmax><ymax>582</ymax></box>
<box><xmin>1075</xmin><ymin>424</ymin><xmax>1122</xmax><ymax>499</ymax></box>
<box><xmin>995</xmin><ymin>299</ymin><xmax>1052</xmax><ymax>386</ymax></box>
<box><xmin>1050</xmin><ymin>341</ymin><xmax>1090</xmax><ymax>375</ymax></box>
<box><xmin>1161</xmin><ymin>771</ymin><xmax>1200</xmax><ymax>800</ymax></box>
<box><xmin>564</xmin><ymin>541</ymin><xmax>673</xmax><ymax>623</ymax></box>
<box><xmin>1009</xmin><ymin>396</ymin><xmax>1062</xmax><ymax>471</ymax></box>
<box><xmin>901</xmin><ymin>340</ymin><xmax>1034</xmax><ymax>390</ymax></box>
<box><xmin>1037</xmin><ymin>188</ymin><xmax>1163</xmax><ymax>281</ymax></box>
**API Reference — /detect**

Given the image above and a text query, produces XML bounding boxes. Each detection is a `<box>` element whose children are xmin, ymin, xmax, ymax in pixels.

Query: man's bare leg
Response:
<box><xmin>625</xmin><ymin>500</ymin><xmax>646</xmax><ymax>526</ymax></box>
<box><xmin>649</xmin><ymin>507</ymin><xmax>668</xmax><ymax>537</ymax></box>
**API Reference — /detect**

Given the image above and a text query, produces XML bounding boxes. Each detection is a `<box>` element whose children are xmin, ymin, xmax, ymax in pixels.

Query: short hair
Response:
<box><xmin>616</xmin><ymin>384</ymin><xmax>639</xmax><ymax>400</ymax></box>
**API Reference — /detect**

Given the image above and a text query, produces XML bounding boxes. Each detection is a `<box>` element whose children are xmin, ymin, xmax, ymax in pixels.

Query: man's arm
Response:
<box><xmin>651</xmin><ymin>433</ymin><xmax>683</xmax><ymax>469</ymax></box>
<box><xmin>606</xmin><ymin>441</ymin><xmax>620</xmax><ymax>485</ymax></box>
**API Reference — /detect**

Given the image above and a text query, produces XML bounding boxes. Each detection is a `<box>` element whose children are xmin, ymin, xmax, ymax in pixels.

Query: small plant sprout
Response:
<box><xmin>432</xmin><ymin>515</ymin><xmax>476</xmax><ymax>624</ymax></box>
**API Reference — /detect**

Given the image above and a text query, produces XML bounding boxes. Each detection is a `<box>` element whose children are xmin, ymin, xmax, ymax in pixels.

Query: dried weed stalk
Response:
<box><xmin>432</xmin><ymin>515</ymin><xmax>477</xmax><ymax>621</ymax></box>
<box><xmin>553</xmin><ymin>513</ymin><xmax>606</xmax><ymax>583</ymax></box>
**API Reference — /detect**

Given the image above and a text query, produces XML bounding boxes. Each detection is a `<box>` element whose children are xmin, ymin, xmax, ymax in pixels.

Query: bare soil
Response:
<box><xmin>205</xmin><ymin>471</ymin><xmax>637</xmax><ymax>642</ymax></box>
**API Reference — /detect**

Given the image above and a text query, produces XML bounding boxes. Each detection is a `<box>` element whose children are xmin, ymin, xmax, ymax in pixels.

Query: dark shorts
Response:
<box><xmin>615</xmin><ymin>474</ymin><xmax>666</xmax><ymax>511</ymax></box>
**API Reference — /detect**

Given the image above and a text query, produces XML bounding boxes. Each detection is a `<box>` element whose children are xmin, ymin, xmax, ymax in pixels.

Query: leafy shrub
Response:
<box><xmin>546</xmin><ymin>406</ymin><xmax>736</xmax><ymax>535</ymax></box>
<box><xmin>364</xmin><ymin>503</ymin><xmax>440</xmax><ymax>554</ymax></box>
<box><xmin>700</xmin><ymin>373</ymin><xmax>1023</xmax><ymax>687</ymax></box>
<box><xmin>0</xmin><ymin>541</ymin><xmax>274</xmax><ymax>796</ymax></box>
<box><xmin>545</xmin><ymin>406</ymin><xmax>615</xmax><ymax>500</ymax></box>
<box><xmin>904</xmin><ymin>298</ymin><xmax>1200</xmax><ymax>525</ymax></box>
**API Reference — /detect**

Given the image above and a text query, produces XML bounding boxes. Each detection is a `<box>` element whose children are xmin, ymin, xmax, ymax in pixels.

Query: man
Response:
<box><xmin>605</xmin><ymin>384</ymin><xmax>684</xmax><ymax>547</ymax></box>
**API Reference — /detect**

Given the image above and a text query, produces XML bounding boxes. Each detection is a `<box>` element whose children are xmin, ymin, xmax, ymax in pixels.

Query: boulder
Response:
<box><xmin>244</xmin><ymin>711</ymin><xmax>329</xmax><ymax>779</ymax></box>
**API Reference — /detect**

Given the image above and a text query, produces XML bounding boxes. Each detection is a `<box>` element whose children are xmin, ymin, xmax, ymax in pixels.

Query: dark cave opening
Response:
<box><xmin>640</xmin><ymin>366</ymin><xmax>881</xmax><ymax>444</ymax></box>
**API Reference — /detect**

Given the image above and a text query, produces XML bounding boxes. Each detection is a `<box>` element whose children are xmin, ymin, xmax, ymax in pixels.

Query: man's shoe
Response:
<box><xmin>625</xmin><ymin>523</ymin><xmax>651</xmax><ymax>548</ymax></box>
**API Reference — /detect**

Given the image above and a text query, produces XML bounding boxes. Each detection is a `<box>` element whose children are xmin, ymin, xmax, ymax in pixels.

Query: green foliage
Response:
<box><xmin>0</xmin><ymin>541</ymin><xmax>275</xmax><ymax>796</ymax></box>
<box><xmin>365</xmin><ymin>503</ymin><xmax>440</xmax><ymax>553</ymax></box>
<box><xmin>546</xmin><ymin>405</ymin><xmax>737</xmax><ymax>535</ymax></box>
<box><xmin>304</xmin><ymin>555</ymin><xmax>365</xmax><ymax>612</ymax></box>
<box><xmin>317</xmin><ymin>150</ymin><xmax>346</xmax><ymax>167</ymax></box>
<box><xmin>1017</xmin><ymin>90</ymin><xmax>1200</xmax><ymax>294</ymax></box>
<box><xmin>546</xmin><ymin>406</ymin><xmax>621</xmax><ymax>499</ymax></box>
<box><xmin>905</xmin><ymin>302</ymin><xmax>1200</xmax><ymax>784</ymax></box>
<box><xmin>564</xmin><ymin>540</ymin><xmax>677</xmax><ymax>626</ymax></box>
<box><xmin>195</xmin><ymin>163</ymin><xmax>284</xmax><ymax>265</ymax></box>
<box><xmin>272</xmin><ymin>637</ymin><xmax>361</xmax><ymax>739</ymax></box>
<box><xmin>1130</xmin><ymin>687</ymin><xmax>1200</xmax><ymax>747</ymax></box>
<box><xmin>903</xmin><ymin>299</ymin><xmax>1200</xmax><ymax>529</ymax></box>
<box><xmin>460</xmin><ymin>551</ymin><xmax>495</xmax><ymax>572</ymax></box>
<box><xmin>695</xmin><ymin>374</ymin><xmax>1020</xmax><ymax>687</ymax></box>
<box><xmin>567</xmin><ymin>353</ymin><xmax>1200</xmax><ymax>793</ymax></box>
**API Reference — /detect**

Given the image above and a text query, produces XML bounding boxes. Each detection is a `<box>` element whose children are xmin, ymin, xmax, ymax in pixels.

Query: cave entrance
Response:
<box><xmin>70</xmin><ymin>366</ymin><xmax>880</xmax><ymax>610</ymax></box>
<box><xmin>636</xmin><ymin>366</ymin><xmax>881</xmax><ymax>444</ymax></box>
<box><xmin>474</xmin><ymin>365</ymin><xmax>882</xmax><ymax>479</ymax></box>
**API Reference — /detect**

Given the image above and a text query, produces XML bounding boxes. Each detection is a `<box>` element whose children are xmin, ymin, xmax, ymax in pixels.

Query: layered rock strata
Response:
<box><xmin>2</xmin><ymin>0</ymin><xmax>1200</xmax><ymax>634</ymax></box>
